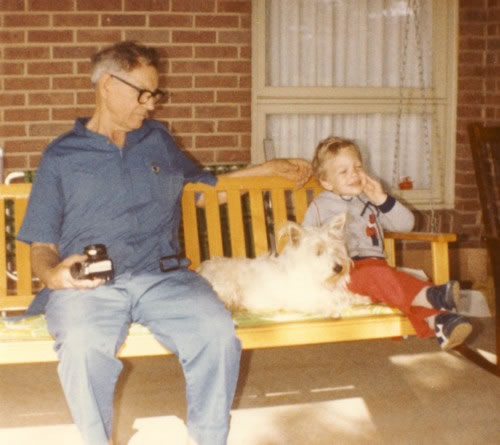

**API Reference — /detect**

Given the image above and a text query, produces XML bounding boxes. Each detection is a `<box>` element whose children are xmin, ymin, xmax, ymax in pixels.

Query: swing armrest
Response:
<box><xmin>383</xmin><ymin>231</ymin><xmax>457</xmax><ymax>284</ymax></box>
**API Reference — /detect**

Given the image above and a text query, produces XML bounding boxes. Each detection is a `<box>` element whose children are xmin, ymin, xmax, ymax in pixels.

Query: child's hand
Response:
<box><xmin>360</xmin><ymin>172</ymin><xmax>387</xmax><ymax>205</ymax></box>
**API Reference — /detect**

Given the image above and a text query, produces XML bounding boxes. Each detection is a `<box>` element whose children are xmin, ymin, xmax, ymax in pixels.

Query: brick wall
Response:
<box><xmin>455</xmin><ymin>0</ymin><xmax>500</xmax><ymax>246</ymax></box>
<box><xmin>0</xmin><ymin>0</ymin><xmax>252</xmax><ymax>172</ymax></box>
<box><xmin>0</xmin><ymin>0</ymin><xmax>498</xmax><ymax>246</ymax></box>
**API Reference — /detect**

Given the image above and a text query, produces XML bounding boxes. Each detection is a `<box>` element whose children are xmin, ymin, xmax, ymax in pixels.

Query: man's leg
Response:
<box><xmin>45</xmin><ymin>284</ymin><xmax>131</xmax><ymax>445</ymax></box>
<box><xmin>131</xmin><ymin>270</ymin><xmax>242</xmax><ymax>445</ymax></box>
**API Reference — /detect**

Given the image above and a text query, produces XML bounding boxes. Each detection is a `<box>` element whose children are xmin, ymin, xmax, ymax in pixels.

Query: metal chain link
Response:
<box><xmin>394</xmin><ymin>0</ymin><xmax>440</xmax><ymax>232</ymax></box>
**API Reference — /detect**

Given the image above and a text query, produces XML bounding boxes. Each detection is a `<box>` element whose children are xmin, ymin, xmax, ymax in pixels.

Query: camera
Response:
<box><xmin>70</xmin><ymin>244</ymin><xmax>114</xmax><ymax>282</ymax></box>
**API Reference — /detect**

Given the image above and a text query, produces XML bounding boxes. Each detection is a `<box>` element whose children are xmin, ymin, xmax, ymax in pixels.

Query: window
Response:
<box><xmin>252</xmin><ymin>0</ymin><xmax>458</xmax><ymax>208</ymax></box>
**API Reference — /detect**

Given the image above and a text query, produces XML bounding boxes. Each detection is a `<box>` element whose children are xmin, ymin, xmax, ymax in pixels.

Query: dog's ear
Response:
<box><xmin>327</xmin><ymin>212</ymin><xmax>347</xmax><ymax>235</ymax></box>
<box><xmin>279</xmin><ymin>222</ymin><xmax>303</xmax><ymax>246</ymax></box>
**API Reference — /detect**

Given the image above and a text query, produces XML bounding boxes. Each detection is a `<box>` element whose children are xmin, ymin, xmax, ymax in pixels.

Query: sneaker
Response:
<box><xmin>434</xmin><ymin>312</ymin><xmax>472</xmax><ymax>350</ymax></box>
<box><xmin>426</xmin><ymin>280</ymin><xmax>460</xmax><ymax>311</ymax></box>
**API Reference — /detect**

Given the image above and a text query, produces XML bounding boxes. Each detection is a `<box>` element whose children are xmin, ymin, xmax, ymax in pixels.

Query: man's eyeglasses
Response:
<box><xmin>110</xmin><ymin>74</ymin><xmax>166</xmax><ymax>104</ymax></box>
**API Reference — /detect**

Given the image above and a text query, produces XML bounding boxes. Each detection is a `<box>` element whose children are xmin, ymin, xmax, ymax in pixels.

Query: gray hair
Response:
<box><xmin>90</xmin><ymin>41</ymin><xmax>160</xmax><ymax>85</ymax></box>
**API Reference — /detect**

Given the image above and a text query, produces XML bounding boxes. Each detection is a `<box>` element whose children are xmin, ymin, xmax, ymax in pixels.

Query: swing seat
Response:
<box><xmin>464</xmin><ymin>123</ymin><xmax>500</xmax><ymax>376</ymax></box>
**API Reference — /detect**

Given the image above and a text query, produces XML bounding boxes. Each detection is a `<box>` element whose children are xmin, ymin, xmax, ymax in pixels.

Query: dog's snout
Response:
<box><xmin>333</xmin><ymin>263</ymin><xmax>343</xmax><ymax>274</ymax></box>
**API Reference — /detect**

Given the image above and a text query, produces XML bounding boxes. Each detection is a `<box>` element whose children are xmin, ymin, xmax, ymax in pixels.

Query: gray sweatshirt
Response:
<box><xmin>302</xmin><ymin>191</ymin><xmax>415</xmax><ymax>259</ymax></box>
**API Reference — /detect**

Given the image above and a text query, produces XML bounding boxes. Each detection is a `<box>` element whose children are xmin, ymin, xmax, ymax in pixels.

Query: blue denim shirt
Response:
<box><xmin>17</xmin><ymin>118</ymin><xmax>216</xmax><ymax>313</ymax></box>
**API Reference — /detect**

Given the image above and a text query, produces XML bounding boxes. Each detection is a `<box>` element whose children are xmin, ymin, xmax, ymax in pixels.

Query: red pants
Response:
<box><xmin>347</xmin><ymin>258</ymin><xmax>440</xmax><ymax>338</ymax></box>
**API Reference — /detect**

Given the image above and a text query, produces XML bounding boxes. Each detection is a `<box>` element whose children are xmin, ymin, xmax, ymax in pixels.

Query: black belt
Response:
<box><xmin>159</xmin><ymin>255</ymin><xmax>182</xmax><ymax>272</ymax></box>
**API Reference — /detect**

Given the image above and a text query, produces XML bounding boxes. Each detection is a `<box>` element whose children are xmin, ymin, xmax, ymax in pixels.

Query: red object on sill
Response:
<box><xmin>399</xmin><ymin>177</ymin><xmax>413</xmax><ymax>190</ymax></box>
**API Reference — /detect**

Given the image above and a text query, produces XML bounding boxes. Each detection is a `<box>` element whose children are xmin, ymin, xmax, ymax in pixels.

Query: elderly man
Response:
<box><xmin>17</xmin><ymin>41</ymin><xmax>310</xmax><ymax>445</ymax></box>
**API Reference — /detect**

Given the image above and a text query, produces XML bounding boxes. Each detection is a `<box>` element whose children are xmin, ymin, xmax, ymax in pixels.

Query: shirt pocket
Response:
<box><xmin>146</xmin><ymin>159</ymin><xmax>185</xmax><ymax>209</ymax></box>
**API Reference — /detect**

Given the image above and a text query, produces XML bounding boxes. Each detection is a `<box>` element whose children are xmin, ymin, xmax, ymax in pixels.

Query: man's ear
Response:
<box><xmin>98</xmin><ymin>73</ymin><xmax>113</xmax><ymax>98</ymax></box>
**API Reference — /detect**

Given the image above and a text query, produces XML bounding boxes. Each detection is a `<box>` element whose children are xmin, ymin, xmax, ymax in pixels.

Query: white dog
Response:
<box><xmin>197</xmin><ymin>213</ymin><xmax>370</xmax><ymax>318</ymax></box>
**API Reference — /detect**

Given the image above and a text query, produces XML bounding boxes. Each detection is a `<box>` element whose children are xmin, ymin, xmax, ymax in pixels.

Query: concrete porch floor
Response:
<box><xmin>0</xmin><ymin>317</ymin><xmax>498</xmax><ymax>445</ymax></box>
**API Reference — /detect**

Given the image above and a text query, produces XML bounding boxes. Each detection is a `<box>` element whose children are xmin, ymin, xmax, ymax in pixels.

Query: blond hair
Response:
<box><xmin>312</xmin><ymin>136</ymin><xmax>362</xmax><ymax>180</ymax></box>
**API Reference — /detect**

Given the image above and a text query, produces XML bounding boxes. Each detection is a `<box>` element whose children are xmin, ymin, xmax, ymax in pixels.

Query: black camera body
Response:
<box><xmin>70</xmin><ymin>244</ymin><xmax>114</xmax><ymax>282</ymax></box>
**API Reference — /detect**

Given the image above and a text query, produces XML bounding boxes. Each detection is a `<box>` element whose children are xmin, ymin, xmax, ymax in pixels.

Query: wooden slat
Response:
<box><xmin>270</xmin><ymin>188</ymin><xmax>288</xmax><ymax>252</ymax></box>
<box><xmin>181</xmin><ymin>190</ymin><xmax>201</xmax><ymax>269</ymax></box>
<box><xmin>431</xmin><ymin>241</ymin><xmax>450</xmax><ymax>284</ymax></box>
<box><xmin>14</xmin><ymin>198</ymin><xmax>32</xmax><ymax>296</ymax></box>
<box><xmin>248</xmin><ymin>189</ymin><xmax>268</xmax><ymax>256</ymax></box>
<box><xmin>226</xmin><ymin>189</ymin><xmax>246</xmax><ymax>258</ymax></box>
<box><xmin>0</xmin><ymin>199</ymin><xmax>6</xmax><ymax>297</ymax></box>
<box><xmin>203</xmin><ymin>189</ymin><xmax>224</xmax><ymax>258</ymax></box>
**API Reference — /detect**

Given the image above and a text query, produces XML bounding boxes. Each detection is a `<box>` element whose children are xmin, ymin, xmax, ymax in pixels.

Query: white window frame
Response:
<box><xmin>251</xmin><ymin>0</ymin><xmax>458</xmax><ymax>209</ymax></box>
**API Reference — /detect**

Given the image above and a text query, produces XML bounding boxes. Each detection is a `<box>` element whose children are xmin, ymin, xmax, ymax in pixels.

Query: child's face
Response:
<box><xmin>320</xmin><ymin>148</ymin><xmax>366</xmax><ymax>196</ymax></box>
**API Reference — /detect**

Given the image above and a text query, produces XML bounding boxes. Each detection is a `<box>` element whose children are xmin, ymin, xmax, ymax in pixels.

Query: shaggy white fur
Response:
<box><xmin>197</xmin><ymin>214</ymin><xmax>370</xmax><ymax>318</ymax></box>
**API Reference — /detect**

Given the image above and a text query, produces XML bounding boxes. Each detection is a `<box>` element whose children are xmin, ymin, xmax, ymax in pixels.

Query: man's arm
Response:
<box><xmin>31</xmin><ymin>242</ymin><xmax>104</xmax><ymax>290</ymax></box>
<box><xmin>220</xmin><ymin>158</ymin><xmax>312</xmax><ymax>187</ymax></box>
<box><xmin>195</xmin><ymin>158</ymin><xmax>312</xmax><ymax>207</ymax></box>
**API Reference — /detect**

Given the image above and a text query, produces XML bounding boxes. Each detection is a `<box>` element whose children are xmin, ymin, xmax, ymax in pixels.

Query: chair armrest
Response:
<box><xmin>383</xmin><ymin>231</ymin><xmax>457</xmax><ymax>285</ymax></box>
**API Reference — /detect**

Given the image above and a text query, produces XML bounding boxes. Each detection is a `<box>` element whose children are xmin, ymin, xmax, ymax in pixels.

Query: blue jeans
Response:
<box><xmin>45</xmin><ymin>269</ymin><xmax>242</xmax><ymax>445</ymax></box>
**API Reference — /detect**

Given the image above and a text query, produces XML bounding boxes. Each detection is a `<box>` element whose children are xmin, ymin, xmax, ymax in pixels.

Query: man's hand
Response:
<box><xmin>31</xmin><ymin>243</ymin><xmax>105</xmax><ymax>290</ymax></box>
<box><xmin>47</xmin><ymin>254</ymin><xmax>105</xmax><ymax>290</ymax></box>
<box><xmin>264</xmin><ymin>158</ymin><xmax>312</xmax><ymax>187</ymax></box>
<box><xmin>360</xmin><ymin>172</ymin><xmax>387</xmax><ymax>205</ymax></box>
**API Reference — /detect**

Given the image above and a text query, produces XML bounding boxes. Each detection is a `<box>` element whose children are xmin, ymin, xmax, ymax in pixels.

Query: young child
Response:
<box><xmin>302</xmin><ymin>136</ymin><xmax>472</xmax><ymax>350</ymax></box>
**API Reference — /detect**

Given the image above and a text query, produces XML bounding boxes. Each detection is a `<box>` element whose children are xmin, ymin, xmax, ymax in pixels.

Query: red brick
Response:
<box><xmin>171</xmin><ymin>61</ymin><xmax>215</xmax><ymax>74</ymax></box>
<box><xmin>0</xmin><ymin>0</ymin><xmax>25</xmax><ymax>11</ymax></box>
<box><xmin>4</xmin><ymin>14</ymin><xmax>50</xmax><ymax>27</ymax></box>
<box><xmin>218</xmin><ymin>30</ymin><xmax>251</xmax><ymax>45</ymax></box>
<box><xmin>125</xmin><ymin>0</ymin><xmax>169</xmax><ymax>11</ymax></box>
<box><xmin>77</xmin><ymin>61</ymin><xmax>91</xmax><ymax>74</ymax></box>
<box><xmin>0</xmin><ymin>125</ymin><xmax>26</xmax><ymax>137</ymax></box>
<box><xmin>162</xmin><ymin>46</ymin><xmax>193</xmax><ymax>58</ymax></box>
<box><xmin>28</xmin><ymin>30</ymin><xmax>73</xmax><ymax>43</ymax></box>
<box><xmin>124</xmin><ymin>30</ymin><xmax>170</xmax><ymax>43</ymax></box>
<box><xmin>217</xmin><ymin>61</ymin><xmax>251</xmax><ymax>73</ymax></box>
<box><xmin>4</xmin><ymin>139</ymin><xmax>51</xmax><ymax>152</ymax></box>
<box><xmin>216</xmin><ymin>90</ymin><xmax>250</xmax><ymax>103</ymax></box>
<box><xmin>172</xmin><ymin>31</ymin><xmax>216</xmax><ymax>44</ymax></box>
<box><xmin>170</xmin><ymin>91</ymin><xmax>214</xmax><ymax>104</ymax></box>
<box><xmin>28</xmin><ymin>153</ymin><xmax>43</xmax><ymax>169</ymax></box>
<box><xmin>217</xmin><ymin>119</ymin><xmax>250</xmax><ymax>132</ymax></box>
<box><xmin>5</xmin><ymin>77</ymin><xmax>50</xmax><ymax>90</ymax></box>
<box><xmin>194</xmin><ymin>46</ymin><xmax>238</xmax><ymax>58</ymax></box>
<box><xmin>102</xmin><ymin>14</ymin><xmax>146</xmax><ymax>27</ymax></box>
<box><xmin>51</xmin><ymin>107</ymin><xmax>94</xmax><ymax>120</ymax></box>
<box><xmin>240</xmin><ymin>46</ymin><xmax>251</xmax><ymax>58</ymax></box>
<box><xmin>217</xmin><ymin>1</ymin><xmax>252</xmax><ymax>14</ymax></box>
<box><xmin>186</xmin><ymin>150</ymin><xmax>215</xmax><ymax>164</ymax></box>
<box><xmin>195</xmin><ymin>75</ymin><xmax>238</xmax><ymax>88</ymax></box>
<box><xmin>0</xmin><ymin>30</ymin><xmax>25</xmax><ymax>43</ymax></box>
<box><xmin>196</xmin><ymin>135</ymin><xmax>238</xmax><ymax>148</ymax></box>
<box><xmin>195</xmin><ymin>105</ymin><xmax>238</xmax><ymax>118</ymax></box>
<box><xmin>160</xmin><ymin>75</ymin><xmax>192</xmax><ymax>89</ymax></box>
<box><xmin>77</xmin><ymin>30</ymin><xmax>121</xmax><ymax>42</ymax></box>
<box><xmin>4</xmin><ymin>46</ymin><xmax>50</xmax><ymax>60</ymax></box>
<box><xmin>53</xmin><ymin>45</ymin><xmax>98</xmax><ymax>59</ymax></box>
<box><xmin>459</xmin><ymin>36</ymin><xmax>487</xmax><ymax>50</ymax></box>
<box><xmin>154</xmin><ymin>106</ymin><xmax>193</xmax><ymax>119</ymax></box>
<box><xmin>239</xmin><ymin>75</ymin><xmax>251</xmax><ymax>88</ymax></box>
<box><xmin>28</xmin><ymin>61</ymin><xmax>73</xmax><ymax>75</ymax></box>
<box><xmin>195</xmin><ymin>15</ymin><xmax>239</xmax><ymax>28</ymax></box>
<box><xmin>53</xmin><ymin>76</ymin><xmax>93</xmax><ymax>89</ymax></box>
<box><xmin>5</xmin><ymin>108</ymin><xmax>49</xmax><ymax>121</ymax></box>
<box><xmin>53</xmin><ymin>14</ymin><xmax>99</xmax><ymax>26</ymax></box>
<box><xmin>77</xmin><ymin>92</ymin><xmax>97</xmax><ymax>105</ymax></box>
<box><xmin>215</xmin><ymin>149</ymin><xmax>250</xmax><ymax>163</ymax></box>
<box><xmin>0</xmin><ymin>62</ymin><xmax>24</xmax><ymax>75</ymax></box>
<box><xmin>29</xmin><ymin>92</ymin><xmax>75</xmax><ymax>106</ymax></box>
<box><xmin>171</xmin><ymin>0</ymin><xmax>215</xmax><ymax>13</ymax></box>
<box><xmin>170</xmin><ymin>121</ymin><xmax>215</xmax><ymax>133</ymax></box>
<box><xmin>27</xmin><ymin>0</ymin><xmax>74</xmax><ymax>10</ymax></box>
<box><xmin>0</xmin><ymin>93</ymin><xmax>25</xmax><ymax>106</ymax></box>
<box><xmin>29</xmin><ymin>123</ymin><xmax>73</xmax><ymax>137</ymax></box>
<box><xmin>149</xmin><ymin>14</ymin><xmax>193</xmax><ymax>27</ymax></box>
<box><xmin>4</xmin><ymin>155</ymin><xmax>29</xmax><ymax>170</ymax></box>
<box><xmin>76</xmin><ymin>0</ymin><xmax>121</xmax><ymax>11</ymax></box>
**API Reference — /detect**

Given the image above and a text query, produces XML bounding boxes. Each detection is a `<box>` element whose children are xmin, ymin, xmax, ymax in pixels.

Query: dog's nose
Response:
<box><xmin>333</xmin><ymin>264</ymin><xmax>343</xmax><ymax>274</ymax></box>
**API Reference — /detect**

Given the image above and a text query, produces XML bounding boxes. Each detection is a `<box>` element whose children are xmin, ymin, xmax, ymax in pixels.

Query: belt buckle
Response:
<box><xmin>159</xmin><ymin>255</ymin><xmax>181</xmax><ymax>272</ymax></box>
